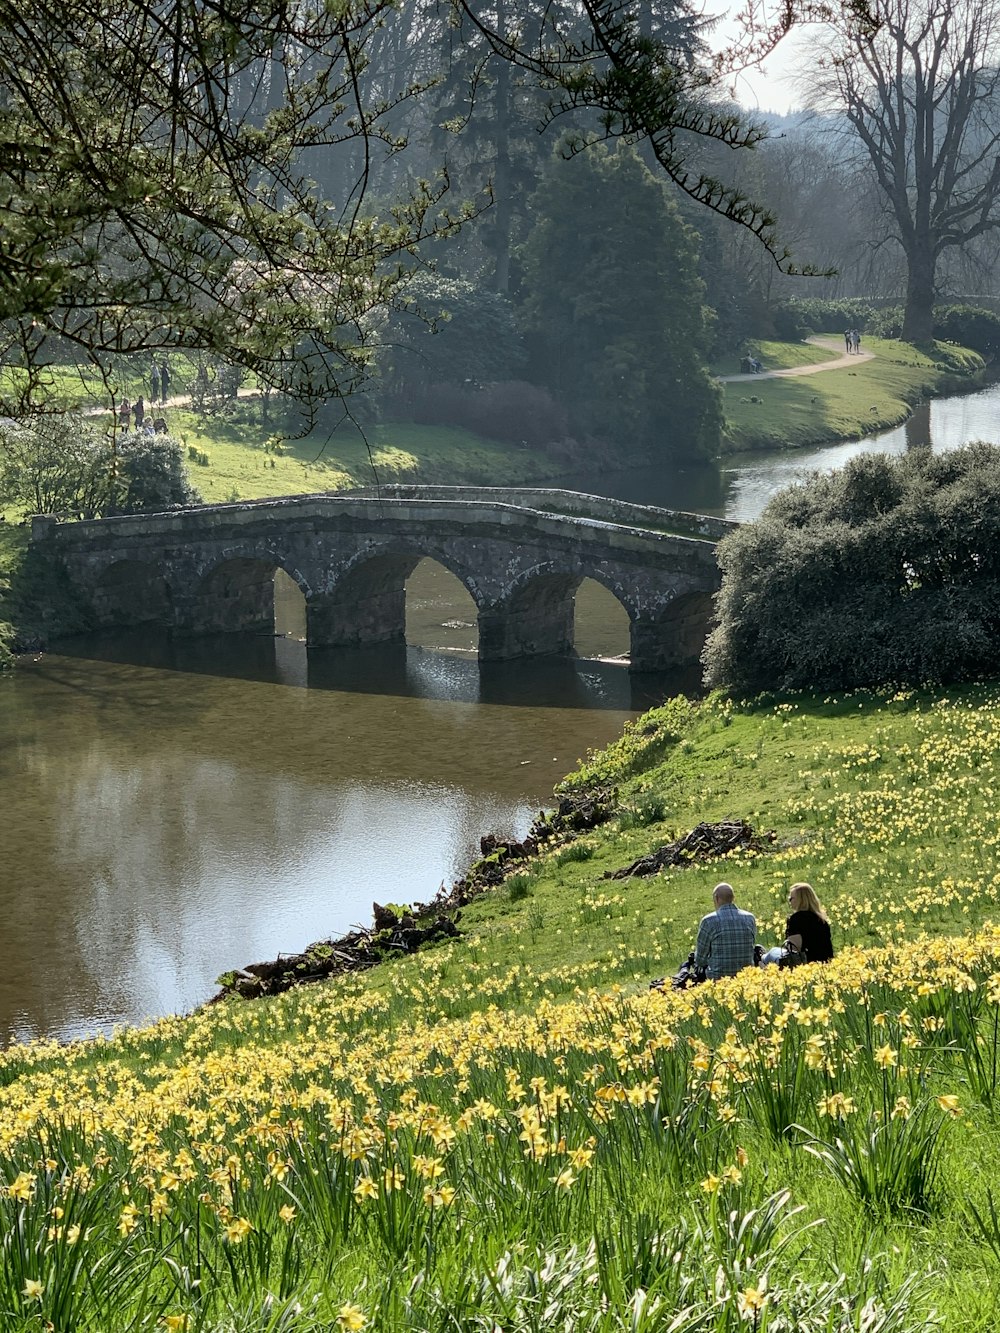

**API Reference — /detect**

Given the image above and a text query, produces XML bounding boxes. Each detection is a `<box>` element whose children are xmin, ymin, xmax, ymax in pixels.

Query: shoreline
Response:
<box><xmin>719</xmin><ymin>338</ymin><xmax>989</xmax><ymax>454</ymax></box>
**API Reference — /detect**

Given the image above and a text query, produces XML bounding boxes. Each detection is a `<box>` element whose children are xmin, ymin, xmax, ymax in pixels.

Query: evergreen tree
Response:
<box><xmin>520</xmin><ymin>144</ymin><xmax>721</xmax><ymax>459</ymax></box>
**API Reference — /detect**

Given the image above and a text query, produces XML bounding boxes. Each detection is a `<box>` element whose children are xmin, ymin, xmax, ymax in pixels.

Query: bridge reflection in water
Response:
<box><xmin>59</xmin><ymin>560</ymin><xmax>701</xmax><ymax>712</ymax></box>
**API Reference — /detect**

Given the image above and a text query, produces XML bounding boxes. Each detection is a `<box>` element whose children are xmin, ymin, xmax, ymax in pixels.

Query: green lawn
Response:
<box><xmin>64</xmin><ymin>402</ymin><xmax>555</xmax><ymax>505</ymax></box>
<box><xmin>722</xmin><ymin>337</ymin><xmax>985</xmax><ymax>450</ymax></box>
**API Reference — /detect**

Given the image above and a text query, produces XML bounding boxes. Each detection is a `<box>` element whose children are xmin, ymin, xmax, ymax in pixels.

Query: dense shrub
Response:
<box><xmin>767</xmin><ymin>301</ymin><xmax>813</xmax><ymax>342</ymax></box>
<box><xmin>934</xmin><ymin>305</ymin><xmax>1000</xmax><ymax>358</ymax></box>
<box><xmin>780</xmin><ymin>299</ymin><xmax>1000</xmax><ymax>355</ymax></box>
<box><xmin>0</xmin><ymin>416</ymin><xmax>199</xmax><ymax>516</ymax></box>
<box><xmin>393</xmin><ymin>379</ymin><xmax>572</xmax><ymax>448</ymax></box>
<box><xmin>866</xmin><ymin>305</ymin><xmax>904</xmax><ymax>338</ymax></box>
<box><xmin>379</xmin><ymin>274</ymin><xmax>526</xmax><ymax>395</ymax></box>
<box><xmin>781</xmin><ymin>298</ymin><xmax>882</xmax><ymax>335</ymax></box>
<box><xmin>704</xmin><ymin>443</ymin><xmax>1000</xmax><ymax>694</ymax></box>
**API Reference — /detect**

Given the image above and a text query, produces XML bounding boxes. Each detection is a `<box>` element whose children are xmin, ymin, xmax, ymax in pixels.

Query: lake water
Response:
<box><xmin>6</xmin><ymin>377</ymin><xmax>1000</xmax><ymax>1043</ymax></box>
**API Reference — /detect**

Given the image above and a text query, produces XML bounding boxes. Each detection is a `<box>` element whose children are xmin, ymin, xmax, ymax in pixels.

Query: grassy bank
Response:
<box><xmin>3</xmin><ymin>686</ymin><xmax>1000</xmax><ymax>1326</ymax></box>
<box><xmin>722</xmin><ymin>337</ymin><xmax>985</xmax><ymax>451</ymax></box>
<box><xmin>165</xmin><ymin>409</ymin><xmax>561</xmax><ymax>504</ymax></box>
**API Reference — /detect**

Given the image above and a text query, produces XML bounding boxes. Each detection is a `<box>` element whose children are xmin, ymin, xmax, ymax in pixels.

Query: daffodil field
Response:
<box><xmin>6</xmin><ymin>686</ymin><xmax>1000</xmax><ymax>1330</ymax></box>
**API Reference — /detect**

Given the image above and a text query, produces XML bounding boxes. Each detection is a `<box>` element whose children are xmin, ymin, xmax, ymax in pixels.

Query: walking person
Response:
<box><xmin>844</xmin><ymin>329</ymin><xmax>852</xmax><ymax>353</ymax></box>
<box><xmin>117</xmin><ymin>397</ymin><xmax>131</xmax><ymax>432</ymax></box>
<box><xmin>852</xmin><ymin>329</ymin><xmax>862</xmax><ymax>354</ymax></box>
<box><xmin>133</xmin><ymin>396</ymin><xmax>145</xmax><ymax>430</ymax></box>
<box><xmin>150</xmin><ymin>364</ymin><xmax>160</xmax><ymax>404</ymax></box>
<box><xmin>159</xmin><ymin>360</ymin><xmax>171</xmax><ymax>404</ymax></box>
<box><xmin>693</xmin><ymin>883</ymin><xmax>757</xmax><ymax>980</ymax></box>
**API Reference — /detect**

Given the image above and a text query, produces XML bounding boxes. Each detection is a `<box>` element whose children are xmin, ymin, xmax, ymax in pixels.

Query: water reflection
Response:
<box><xmin>6</xmin><ymin>641</ymin><xmax>657</xmax><ymax>1044</ymax></box>
<box><xmin>5</xmin><ymin>552</ymin><xmax>683</xmax><ymax>1043</ymax></box>
<box><xmin>561</xmin><ymin>376</ymin><xmax>1000</xmax><ymax>522</ymax></box>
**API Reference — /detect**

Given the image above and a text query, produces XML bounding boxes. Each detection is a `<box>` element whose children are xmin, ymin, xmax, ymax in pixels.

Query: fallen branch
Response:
<box><xmin>603</xmin><ymin>819</ymin><xmax>775</xmax><ymax>879</ymax></box>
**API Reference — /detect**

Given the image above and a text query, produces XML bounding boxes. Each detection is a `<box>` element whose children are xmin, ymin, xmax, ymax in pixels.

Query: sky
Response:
<box><xmin>711</xmin><ymin>18</ymin><xmax>821</xmax><ymax>117</ymax></box>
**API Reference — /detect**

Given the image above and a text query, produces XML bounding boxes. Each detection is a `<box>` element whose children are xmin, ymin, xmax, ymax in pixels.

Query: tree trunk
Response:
<box><xmin>901</xmin><ymin>243</ymin><xmax>935</xmax><ymax>344</ymax></box>
<box><xmin>492</xmin><ymin>0</ymin><xmax>512</xmax><ymax>294</ymax></box>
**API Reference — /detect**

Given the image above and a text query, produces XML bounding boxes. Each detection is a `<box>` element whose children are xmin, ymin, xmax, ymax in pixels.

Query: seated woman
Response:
<box><xmin>761</xmin><ymin>882</ymin><xmax>834</xmax><ymax>965</ymax></box>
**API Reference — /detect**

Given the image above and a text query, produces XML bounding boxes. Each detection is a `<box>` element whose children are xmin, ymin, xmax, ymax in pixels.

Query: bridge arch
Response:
<box><xmin>308</xmin><ymin>541</ymin><xmax>483</xmax><ymax>650</ymax></box>
<box><xmin>192</xmin><ymin>556</ymin><xmax>311</xmax><ymax>636</ymax></box>
<box><xmin>91</xmin><ymin>559</ymin><xmax>173</xmax><ymax>628</ymax></box>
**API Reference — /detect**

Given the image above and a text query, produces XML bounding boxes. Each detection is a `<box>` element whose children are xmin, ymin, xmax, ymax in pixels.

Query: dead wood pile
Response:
<box><xmin>603</xmin><ymin>819</ymin><xmax>775</xmax><ymax>880</ymax></box>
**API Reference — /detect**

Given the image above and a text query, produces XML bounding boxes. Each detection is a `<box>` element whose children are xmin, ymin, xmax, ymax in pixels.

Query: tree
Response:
<box><xmin>379</xmin><ymin>274</ymin><xmax>526</xmax><ymax>396</ymax></box>
<box><xmin>0</xmin><ymin>418</ymin><xmax>199</xmax><ymax>516</ymax></box>
<box><xmin>704</xmin><ymin>444</ymin><xmax>1000</xmax><ymax>694</ymax></box>
<box><xmin>0</xmin><ymin>0</ymin><xmax>470</xmax><ymax>418</ymax></box>
<box><xmin>520</xmin><ymin>144</ymin><xmax>721</xmax><ymax>459</ymax></box>
<box><xmin>808</xmin><ymin>0</ymin><xmax>1000</xmax><ymax>342</ymax></box>
<box><xmin>0</xmin><ymin>0</ymin><xmax>834</xmax><ymax>398</ymax></box>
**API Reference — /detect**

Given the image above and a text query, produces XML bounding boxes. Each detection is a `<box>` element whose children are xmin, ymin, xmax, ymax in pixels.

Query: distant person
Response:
<box><xmin>153</xmin><ymin>415</ymin><xmax>168</xmax><ymax>434</ymax></box>
<box><xmin>142</xmin><ymin>418</ymin><xmax>155</xmax><ymax>436</ymax></box>
<box><xmin>852</xmin><ymin>329</ymin><xmax>862</xmax><ymax>354</ymax></box>
<box><xmin>133</xmin><ymin>396</ymin><xmax>145</xmax><ymax>429</ymax></box>
<box><xmin>761</xmin><ymin>882</ymin><xmax>834</xmax><ymax>965</ymax></box>
<box><xmin>693</xmin><ymin>882</ymin><xmax>757</xmax><ymax>980</ymax></box>
<box><xmin>150</xmin><ymin>364</ymin><xmax>160</xmax><ymax>403</ymax></box>
<box><xmin>844</xmin><ymin>329</ymin><xmax>852</xmax><ymax>353</ymax></box>
<box><xmin>159</xmin><ymin>360</ymin><xmax>171</xmax><ymax>403</ymax></box>
<box><xmin>118</xmin><ymin>397</ymin><xmax>131</xmax><ymax>432</ymax></box>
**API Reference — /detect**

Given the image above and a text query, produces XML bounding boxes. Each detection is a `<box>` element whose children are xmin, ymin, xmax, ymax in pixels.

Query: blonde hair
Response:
<box><xmin>789</xmin><ymin>882</ymin><xmax>828</xmax><ymax>922</ymax></box>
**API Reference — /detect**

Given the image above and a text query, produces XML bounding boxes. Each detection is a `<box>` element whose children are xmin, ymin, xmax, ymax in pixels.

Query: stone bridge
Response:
<box><xmin>31</xmin><ymin>485</ymin><xmax>737</xmax><ymax>672</ymax></box>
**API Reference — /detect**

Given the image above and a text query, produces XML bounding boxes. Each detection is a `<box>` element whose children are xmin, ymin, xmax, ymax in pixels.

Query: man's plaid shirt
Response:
<box><xmin>694</xmin><ymin>903</ymin><xmax>757</xmax><ymax>979</ymax></box>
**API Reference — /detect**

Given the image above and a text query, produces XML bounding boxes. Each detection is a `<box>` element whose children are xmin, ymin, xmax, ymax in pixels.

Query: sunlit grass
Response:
<box><xmin>0</xmin><ymin>687</ymin><xmax>999</xmax><ymax>1323</ymax></box>
<box><xmin>722</xmin><ymin>337</ymin><xmax>985</xmax><ymax>450</ymax></box>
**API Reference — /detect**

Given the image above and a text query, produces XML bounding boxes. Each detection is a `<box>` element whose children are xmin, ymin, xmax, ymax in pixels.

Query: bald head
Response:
<box><xmin>713</xmin><ymin>882</ymin><xmax>735</xmax><ymax>906</ymax></box>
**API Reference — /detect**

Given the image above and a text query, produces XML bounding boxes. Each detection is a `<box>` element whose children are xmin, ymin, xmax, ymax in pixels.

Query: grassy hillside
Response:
<box><xmin>167</xmin><ymin>410</ymin><xmax>561</xmax><ymax>503</ymax></box>
<box><xmin>3</xmin><ymin>686</ymin><xmax>1000</xmax><ymax>1327</ymax></box>
<box><xmin>723</xmin><ymin>337</ymin><xmax>985</xmax><ymax>451</ymax></box>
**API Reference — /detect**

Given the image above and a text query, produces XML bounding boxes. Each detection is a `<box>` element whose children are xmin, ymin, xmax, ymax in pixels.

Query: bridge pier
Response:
<box><xmin>307</xmin><ymin>587</ymin><xmax>407</xmax><ymax>648</ymax></box>
<box><xmin>629</xmin><ymin>592</ymin><xmax>716</xmax><ymax>672</ymax></box>
<box><xmin>306</xmin><ymin>552</ymin><xmax>417</xmax><ymax>648</ymax></box>
<box><xmin>180</xmin><ymin>558</ymin><xmax>277</xmax><ymax>635</ymax></box>
<box><xmin>478</xmin><ymin>575</ymin><xmax>576</xmax><ymax>660</ymax></box>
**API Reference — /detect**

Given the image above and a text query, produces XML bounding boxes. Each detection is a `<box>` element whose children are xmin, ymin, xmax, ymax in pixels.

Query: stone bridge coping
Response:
<box><xmin>348</xmin><ymin>486</ymin><xmax>738</xmax><ymax>541</ymax></box>
<box><xmin>31</xmin><ymin>487</ymin><xmax>732</xmax><ymax>555</ymax></box>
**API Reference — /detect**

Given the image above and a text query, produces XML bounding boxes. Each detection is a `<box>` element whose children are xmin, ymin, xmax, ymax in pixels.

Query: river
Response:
<box><xmin>6</xmin><ymin>378</ymin><xmax>1000</xmax><ymax>1043</ymax></box>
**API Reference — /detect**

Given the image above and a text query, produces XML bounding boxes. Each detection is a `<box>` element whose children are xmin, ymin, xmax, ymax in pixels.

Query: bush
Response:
<box><xmin>866</xmin><ymin>306</ymin><xmax>904</xmax><ymax>338</ymax></box>
<box><xmin>380</xmin><ymin>274</ymin><xmax>526</xmax><ymax>394</ymax></box>
<box><xmin>115</xmin><ymin>433</ymin><xmax>201</xmax><ymax>511</ymax></box>
<box><xmin>0</xmin><ymin>416</ymin><xmax>199</xmax><ymax>517</ymax></box>
<box><xmin>780</xmin><ymin>298</ymin><xmax>1000</xmax><ymax>354</ymax></box>
<box><xmin>768</xmin><ymin>302</ymin><xmax>813</xmax><ymax>342</ymax></box>
<box><xmin>392</xmin><ymin>380</ymin><xmax>572</xmax><ymax>449</ymax></box>
<box><xmin>782</xmin><ymin>298</ymin><xmax>882</xmax><ymax>335</ymax></box>
<box><xmin>704</xmin><ymin>443</ymin><xmax>1000</xmax><ymax>694</ymax></box>
<box><xmin>934</xmin><ymin>305</ymin><xmax>1000</xmax><ymax>358</ymax></box>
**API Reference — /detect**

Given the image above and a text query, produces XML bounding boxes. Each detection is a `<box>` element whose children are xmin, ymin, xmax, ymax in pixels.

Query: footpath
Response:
<box><xmin>718</xmin><ymin>335</ymin><xmax>875</xmax><ymax>384</ymax></box>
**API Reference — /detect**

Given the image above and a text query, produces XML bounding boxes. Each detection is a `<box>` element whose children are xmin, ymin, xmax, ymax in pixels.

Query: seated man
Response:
<box><xmin>693</xmin><ymin>882</ymin><xmax>757</xmax><ymax>980</ymax></box>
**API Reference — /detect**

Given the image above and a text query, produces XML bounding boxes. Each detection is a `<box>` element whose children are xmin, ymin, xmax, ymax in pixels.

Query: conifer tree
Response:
<box><xmin>520</xmin><ymin>145</ymin><xmax>721</xmax><ymax>459</ymax></box>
